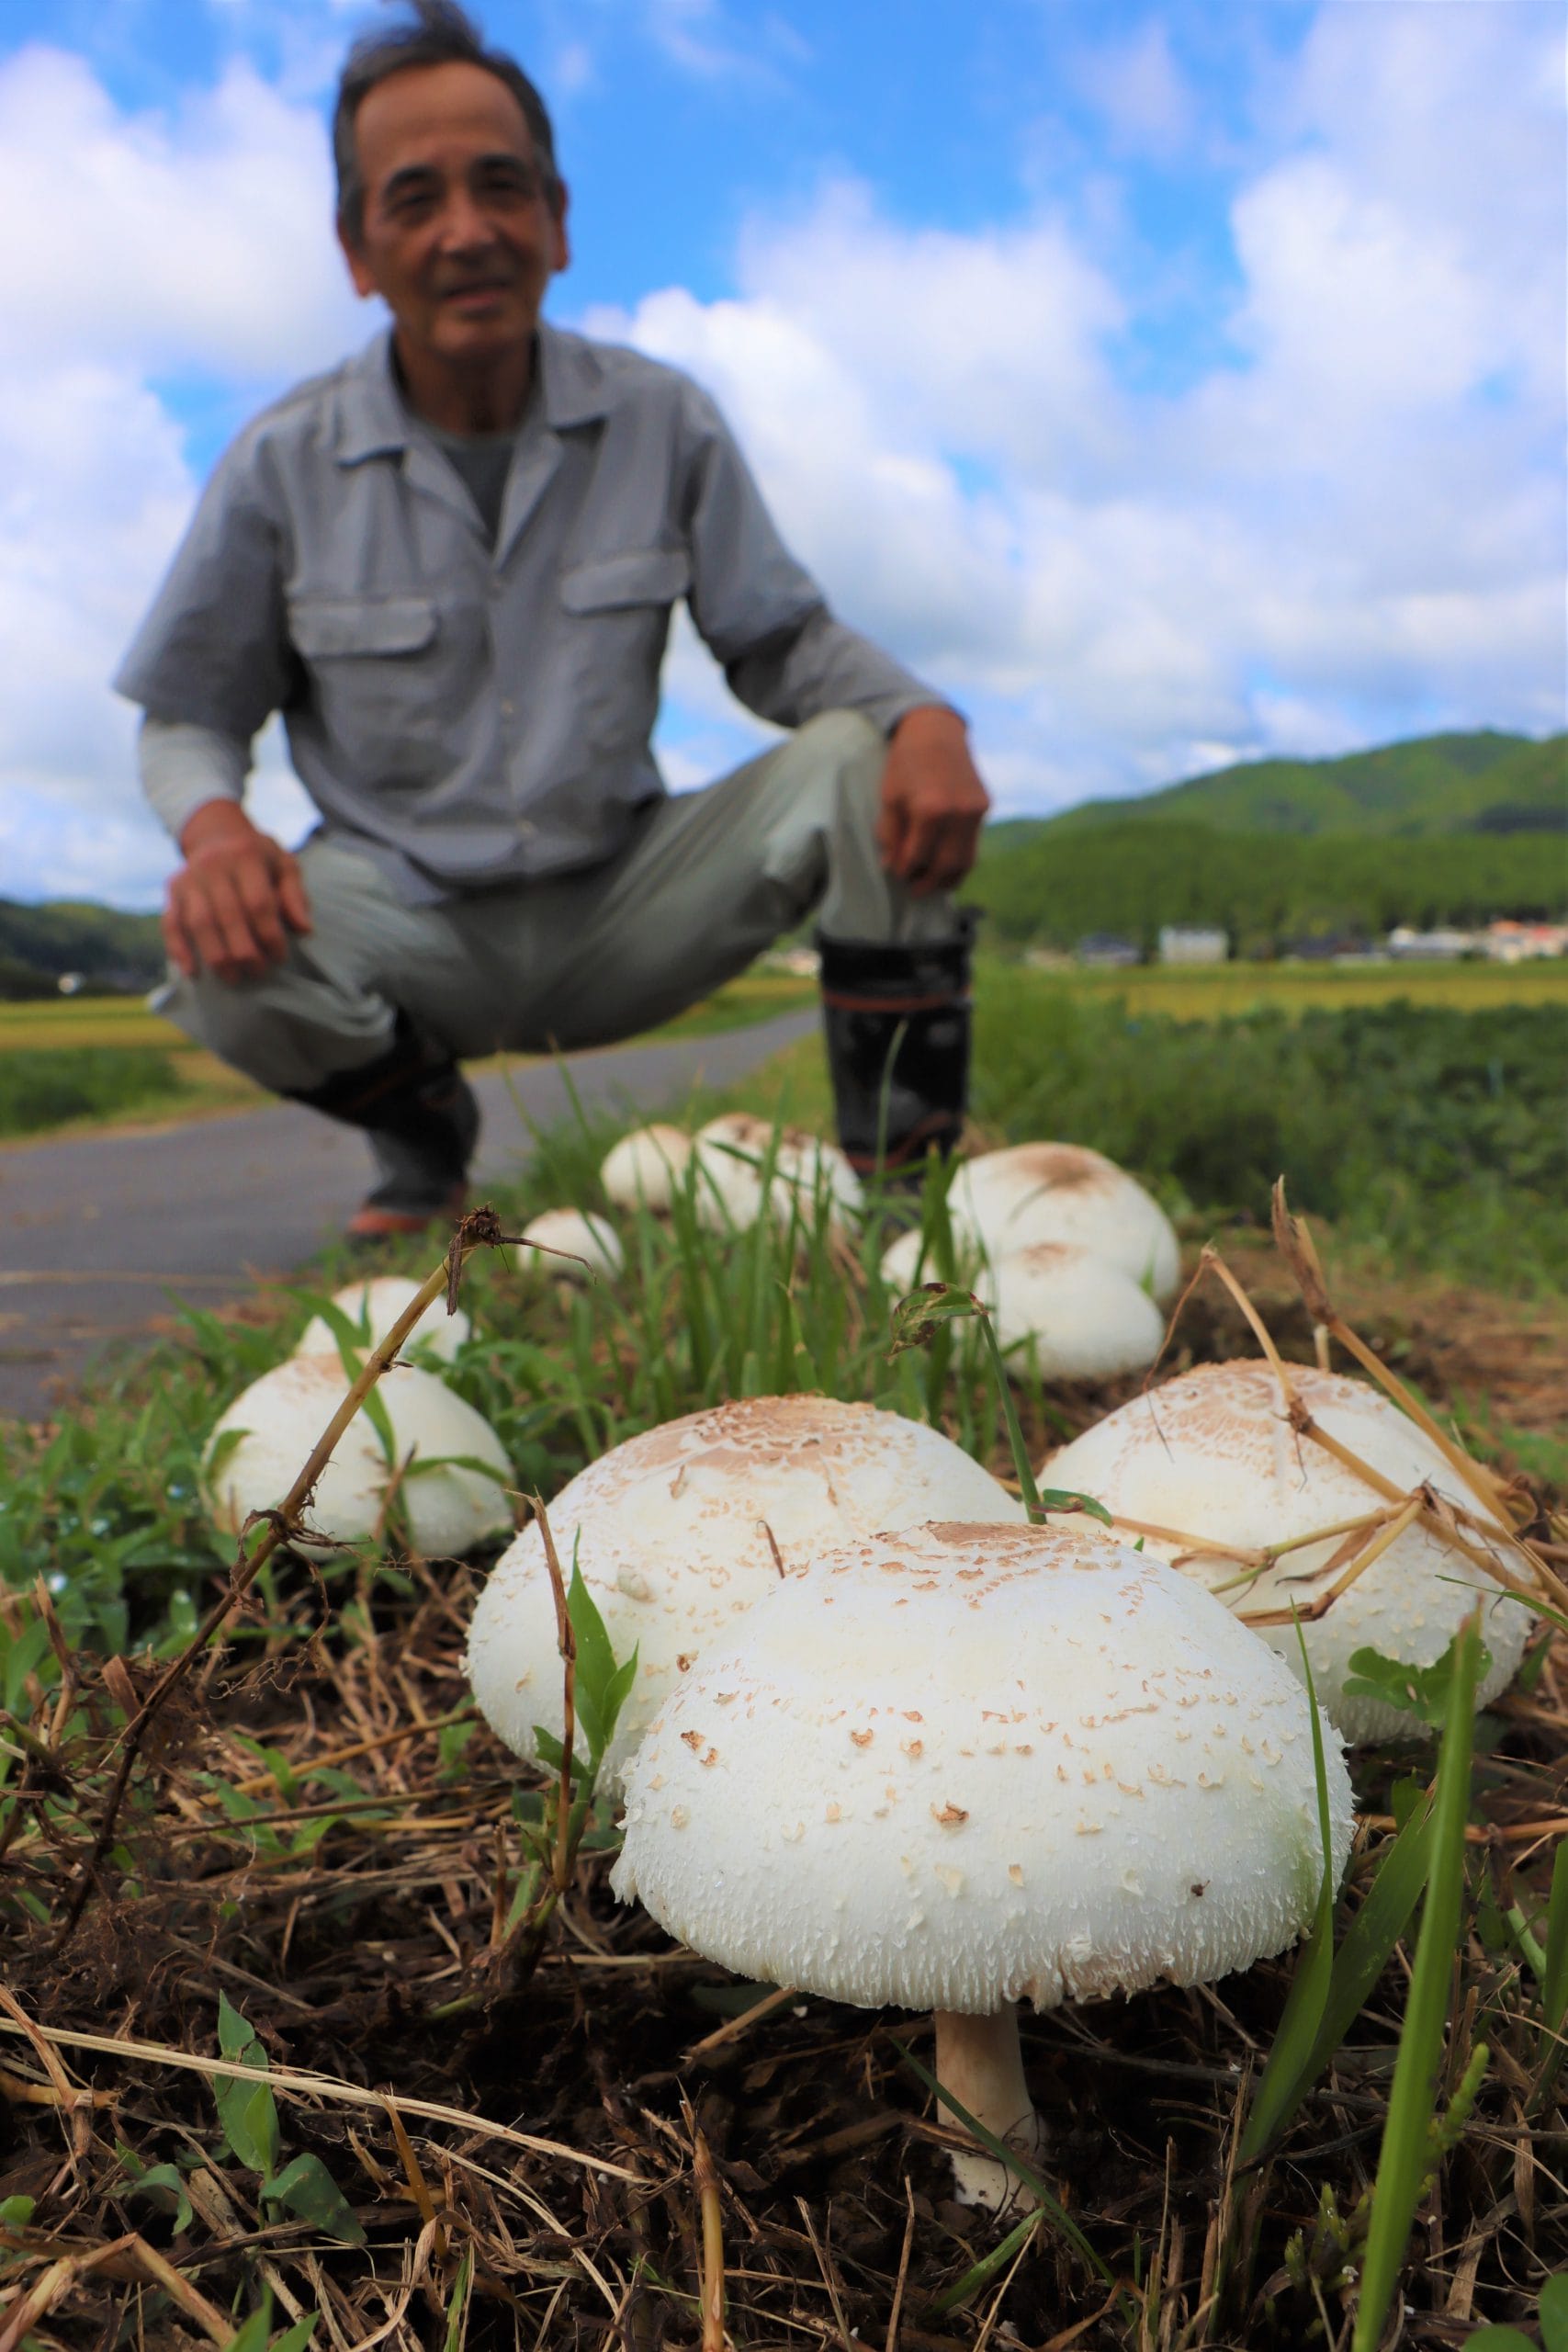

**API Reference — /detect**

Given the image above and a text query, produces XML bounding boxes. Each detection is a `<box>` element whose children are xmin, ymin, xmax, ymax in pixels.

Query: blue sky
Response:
<box><xmin>1</xmin><ymin>0</ymin><xmax>1562</xmax><ymax>906</ymax></box>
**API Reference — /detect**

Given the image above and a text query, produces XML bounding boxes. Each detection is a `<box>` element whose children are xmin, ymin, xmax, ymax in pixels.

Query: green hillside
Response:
<box><xmin>964</xmin><ymin>821</ymin><xmax>1565</xmax><ymax>953</ymax></box>
<box><xmin>0</xmin><ymin>899</ymin><xmax>164</xmax><ymax>991</ymax></box>
<box><xmin>1047</xmin><ymin>729</ymin><xmax>1565</xmax><ymax>840</ymax></box>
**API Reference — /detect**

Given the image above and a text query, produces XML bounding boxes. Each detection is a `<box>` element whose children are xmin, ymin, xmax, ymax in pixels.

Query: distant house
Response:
<box><xmin>1157</xmin><ymin>925</ymin><xmax>1228</xmax><ymax>966</ymax></box>
<box><xmin>1076</xmin><ymin>933</ymin><xmax>1143</xmax><ymax>968</ymax></box>
<box><xmin>1387</xmin><ymin>926</ymin><xmax>1483</xmax><ymax>960</ymax></box>
<box><xmin>1486</xmin><ymin>920</ymin><xmax>1568</xmax><ymax>962</ymax></box>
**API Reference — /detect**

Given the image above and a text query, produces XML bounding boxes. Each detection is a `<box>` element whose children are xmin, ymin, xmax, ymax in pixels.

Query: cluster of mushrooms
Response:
<box><xmin>199</xmin><ymin>1120</ymin><xmax>1538</xmax><ymax>2212</ymax></box>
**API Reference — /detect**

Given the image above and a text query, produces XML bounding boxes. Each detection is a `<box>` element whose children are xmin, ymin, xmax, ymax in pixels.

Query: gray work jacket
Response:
<box><xmin>115</xmin><ymin>323</ymin><xmax>938</xmax><ymax>896</ymax></box>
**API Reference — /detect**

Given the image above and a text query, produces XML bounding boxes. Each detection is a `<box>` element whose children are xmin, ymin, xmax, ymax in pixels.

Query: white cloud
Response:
<box><xmin>1074</xmin><ymin>20</ymin><xmax>1196</xmax><ymax>159</ymax></box>
<box><xmin>0</xmin><ymin>4</ymin><xmax>1561</xmax><ymax>910</ymax></box>
<box><xmin>0</xmin><ymin>46</ymin><xmax>360</xmax><ymax>382</ymax></box>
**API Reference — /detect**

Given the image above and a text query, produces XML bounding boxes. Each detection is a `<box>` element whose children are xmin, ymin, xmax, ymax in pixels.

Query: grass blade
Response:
<box><xmin>1238</xmin><ymin>1610</ymin><xmax>1338</xmax><ymax>2163</ymax></box>
<box><xmin>1350</xmin><ymin>1612</ymin><xmax>1483</xmax><ymax>2352</ymax></box>
<box><xmin>893</xmin><ymin>2039</ymin><xmax>1115</xmax><ymax>2291</ymax></box>
<box><xmin>1241</xmin><ymin>1794</ymin><xmax>1435</xmax><ymax>2161</ymax></box>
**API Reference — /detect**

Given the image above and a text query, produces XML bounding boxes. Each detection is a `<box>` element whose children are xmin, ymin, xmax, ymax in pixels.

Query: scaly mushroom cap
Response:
<box><xmin>951</xmin><ymin>1144</ymin><xmax>1181</xmax><ymax>1303</ymax></box>
<box><xmin>614</xmin><ymin>1521</ymin><xmax>1353</xmax><ymax>2013</ymax></box>
<box><xmin>601</xmin><ymin>1125</ymin><xmax>694</xmax><ymax>1213</ymax></box>
<box><xmin>467</xmin><ymin>1396</ymin><xmax>1025</xmax><ymax>1790</ymax></box>
<box><xmin>204</xmin><ymin>1354</ymin><xmax>513</xmax><ymax>1560</ymax></box>
<box><xmin>1044</xmin><ymin>1362</ymin><xmax>1532</xmax><ymax>1743</ymax></box>
<box><xmin>518</xmin><ymin>1208</ymin><xmax>624</xmax><ymax>1283</ymax></box>
<box><xmin>991</xmin><ymin>1242</ymin><xmax>1167</xmax><ymax>1383</ymax></box>
<box><xmin>295</xmin><ymin>1274</ymin><xmax>470</xmax><ymax>1365</ymax></box>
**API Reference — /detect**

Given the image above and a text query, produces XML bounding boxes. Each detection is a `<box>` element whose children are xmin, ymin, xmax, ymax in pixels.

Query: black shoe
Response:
<box><xmin>286</xmin><ymin>1017</ymin><xmax>479</xmax><ymax>1237</ymax></box>
<box><xmin>816</xmin><ymin>913</ymin><xmax>976</xmax><ymax>1177</ymax></box>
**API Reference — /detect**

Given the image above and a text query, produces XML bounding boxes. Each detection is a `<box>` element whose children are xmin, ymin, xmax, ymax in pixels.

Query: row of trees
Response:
<box><xmin>965</xmin><ymin>823</ymin><xmax>1567</xmax><ymax>953</ymax></box>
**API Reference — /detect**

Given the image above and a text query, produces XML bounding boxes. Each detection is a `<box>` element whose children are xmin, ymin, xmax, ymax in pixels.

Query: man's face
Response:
<box><xmin>340</xmin><ymin>61</ymin><xmax>569</xmax><ymax>376</ymax></box>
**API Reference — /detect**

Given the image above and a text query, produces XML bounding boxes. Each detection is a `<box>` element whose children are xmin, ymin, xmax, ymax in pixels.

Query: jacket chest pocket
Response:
<box><xmin>558</xmin><ymin>550</ymin><xmax>689</xmax><ymax>748</ymax></box>
<box><xmin>288</xmin><ymin>594</ymin><xmax>446</xmax><ymax>775</ymax></box>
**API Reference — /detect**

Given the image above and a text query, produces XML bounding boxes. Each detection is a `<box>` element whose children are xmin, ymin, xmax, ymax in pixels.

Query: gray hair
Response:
<box><xmin>333</xmin><ymin>0</ymin><xmax>561</xmax><ymax>243</ymax></box>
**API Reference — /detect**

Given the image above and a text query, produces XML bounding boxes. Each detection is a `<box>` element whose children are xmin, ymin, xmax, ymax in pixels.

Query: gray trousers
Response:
<box><xmin>155</xmin><ymin>710</ymin><xmax>955</xmax><ymax>1094</ymax></box>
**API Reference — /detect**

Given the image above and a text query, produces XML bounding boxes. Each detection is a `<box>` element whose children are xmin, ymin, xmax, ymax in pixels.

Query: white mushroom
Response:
<box><xmin>691</xmin><ymin>1116</ymin><xmax>860</xmax><ymax>1237</ymax></box>
<box><xmin>466</xmin><ymin>1396</ymin><xmax>1025</xmax><ymax>1792</ymax></box>
<box><xmin>518</xmin><ymin>1207</ymin><xmax>624</xmax><ymax>1283</ymax></box>
<box><xmin>991</xmin><ymin>1242</ymin><xmax>1167</xmax><ymax>1383</ymax></box>
<box><xmin>879</xmin><ymin>1225</ymin><xmax>994</xmax><ymax>1300</ymax></box>
<box><xmin>691</xmin><ymin>1113</ymin><xmax>775</xmax><ymax>1231</ymax></box>
<box><xmin>204</xmin><ymin>1354</ymin><xmax>513</xmax><ymax>1560</ymax></box>
<box><xmin>951</xmin><ymin>1145</ymin><xmax>1181</xmax><ymax>1303</ymax></box>
<box><xmin>295</xmin><ymin>1274</ymin><xmax>470</xmax><ymax>1365</ymax></box>
<box><xmin>601</xmin><ymin>1125</ymin><xmax>694</xmax><ymax>1213</ymax></box>
<box><xmin>770</xmin><ymin>1133</ymin><xmax>863</xmax><ymax>1233</ymax></box>
<box><xmin>1044</xmin><ymin>1361</ymin><xmax>1533</xmax><ymax>1742</ymax></box>
<box><xmin>615</xmin><ymin>1520</ymin><xmax>1353</xmax><ymax>2209</ymax></box>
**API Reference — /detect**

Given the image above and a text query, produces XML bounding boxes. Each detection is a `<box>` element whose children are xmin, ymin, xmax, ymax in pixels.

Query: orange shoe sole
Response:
<box><xmin>344</xmin><ymin>1184</ymin><xmax>467</xmax><ymax>1241</ymax></box>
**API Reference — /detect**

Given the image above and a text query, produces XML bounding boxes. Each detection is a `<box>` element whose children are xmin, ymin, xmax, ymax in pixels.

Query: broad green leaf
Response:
<box><xmin>1539</xmin><ymin>2271</ymin><xmax>1568</xmax><ymax>2352</ymax></box>
<box><xmin>601</xmin><ymin>1649</ymin><xmax>640</xmax><ymax>1747</ymax></box>
<box><xmin>214</xmin><ymin>1993</ymin><xmax>281</xmax><ymax>2177</ymax></box>
<box><xmin>1343</xmin><ymin>1634</ymin><xmax>1493</xmax><ymax>1729</ymax></box>
<box><xmin>1036</xmin><ymin>1486</ymin><xmax>1114</xmax><ymax>1528</ymax></box>
<box><xmin>926</xmin><ymin>2207</ymin><xmax>1042</xmax><ymax>2317</ymax></box>
<box><xmin>567</xmin><ymin>1564</ymin><xmax>617</xmax><ymax>1713</ymax></box>
<box><xmin>220</xmin><ymin>2312</ymin><xmax>270</xmax><ymax>2352</ymax></box>
<box><xmin>1461</xmin><ymin>2333</ymin><xmax>1534</xmax><ymax>2351</ymax></box>
<box><xmin>1352</xmin><ymin>1614</ymin><xmax>1483</xmax><ymax>2352</ymax></box>
<box><xmin>118</xmin><ymin>2154</ymin><xmax>194</xmax><ymax>2236</ymax></box>
<box><xmin>532</xmin><ymin>1724</ymin><xmax>568</xmax><ymax>1772</ymax></box>
<box><xmin>264</xmin><ymin>2151</ymin><xmax>367</xmax><ymax>2245</ymax></box>
<box><xmin>886</xmin><ymin>1283</ymin><xmax>986</xmax><ymax>1356</ymax></box>
<box><xmin>0</xmin><ymin>2193</ymin><xmax>36</xmax><ymax>2226</ymax></box>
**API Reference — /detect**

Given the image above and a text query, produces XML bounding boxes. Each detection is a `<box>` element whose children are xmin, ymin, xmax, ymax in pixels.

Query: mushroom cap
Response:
<box><xmin>467</xmin><ymin>1396</ymin><xmax>1025</xmax><ymax>1789</ymax></box>
<box><xmin>690</xmin><ymin>1116</ymin><xmax>859</xmax><ymax>1237</ymax></box>
<box><xmin>614</xmin><ymin>1520</ymin><xmax>1353</xmax><ymax>2014</ymax></box>
<box><xmin>601</xmin><ymin>1125</ymin><xmax>694</xmax><ymax>1213</ymax></box>
<box><xmin>518</xmin><ymin>1208</ymin><xmax>623</xmax><ymax>1283</ymax></box>
<box><xmin>991</xmin><ymin>1242</ymin><xmax>1167</xmax><ymax>1383</ymax></box>
<box><xmin>951</xmin><ymin>1144</ymin><xmax>1181</xmax><ymax>1303</ymax></box>
<box><xmin>1044</xmin><ymin>1361</ymin><xmax>1532</xmax><ymax>1742</ymax></box>
<box><xmin>691</xmin><ymin>1113</ymin><xmax>776</xmax><ymax>1231</ymax></box>
<box><xmin>295</xmin><ymin>1274</ymin><xmax>470</xmax><ymax>1365</ymax></box>
<box><xmin>879</xmin><ymin>1226</ymin><xmax>995</xmax><ymax>1301</ymax></box>
<box><xmin>770</xmin><ymin>1134</ymin><xmax>863</xmax><ymax>1233</ymax></box>
<box><xmin>204</xmin><ymin>1354</ymin><xmax>513</xmax><ymax>1560</ymax></box>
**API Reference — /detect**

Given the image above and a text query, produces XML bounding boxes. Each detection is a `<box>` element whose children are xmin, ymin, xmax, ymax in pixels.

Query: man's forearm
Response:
<box><xmin>138</xmin><ymin>716</ymin><xmax>252</xmax><ymax>843</ymax></box>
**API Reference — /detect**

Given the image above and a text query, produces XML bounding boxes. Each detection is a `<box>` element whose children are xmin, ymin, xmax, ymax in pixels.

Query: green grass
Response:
<box><xmin>0</xmin><ymin>1045</ymin><xmax>195</xmax><ymax>1138</ymax></box>
<box><xmin>0</xmin><ymin>974</ymin><xmax>817</xmax><ymax>1140</ymax></box>
<box><xmin>0</xmin><ymin>1078</ymin><xmax>1561</xmax><ymax>2346</ymax></box>
<box><xmin>716</xmin><ymin>968</ymin><xmax>1568</xmax><ymax>1296</ymax></box>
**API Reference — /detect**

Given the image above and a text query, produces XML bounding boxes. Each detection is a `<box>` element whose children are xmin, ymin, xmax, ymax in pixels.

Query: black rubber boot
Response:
<box><xmin>816</xmin><ymin>913</ymin><xmax>976</xmax><ymax>1178</ymax></box>
<box><xmin>286</xmin><ymin>1016</ymin><xmax>479</xmax><ymax>1236</ymax></box>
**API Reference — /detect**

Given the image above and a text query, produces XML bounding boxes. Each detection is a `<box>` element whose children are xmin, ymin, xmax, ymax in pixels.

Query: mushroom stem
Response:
<box><xmin>932</xmin><ymin>2005</ymin><xmax>1044</xmax><ymax>2212</ymax></box>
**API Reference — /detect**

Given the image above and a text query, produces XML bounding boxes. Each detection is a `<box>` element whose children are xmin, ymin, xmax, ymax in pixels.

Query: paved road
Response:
<box><xmin>0</xmin><ymin>1009</ymin><xmax>817</xmax><ymax>1419</ymax></box>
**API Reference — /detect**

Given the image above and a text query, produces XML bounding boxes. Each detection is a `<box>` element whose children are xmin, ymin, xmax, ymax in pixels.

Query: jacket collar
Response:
<box><xmin>333</xmin><ymin>322</ymin><xmax>614</xmax><ymax>463</ymax></box>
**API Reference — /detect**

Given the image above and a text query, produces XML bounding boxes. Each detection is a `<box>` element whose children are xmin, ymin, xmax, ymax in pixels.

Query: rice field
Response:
<box><xmin>0</xmin><ymin>1093</ymin><xmax>1563</xmax><ymax>2350</ymax></box>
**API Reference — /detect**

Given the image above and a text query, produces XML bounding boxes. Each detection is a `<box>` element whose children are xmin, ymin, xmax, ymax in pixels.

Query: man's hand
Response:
<box><xmin>875</xmin><ymin>705</ymin><xmax>990</xmax><ymax>897</ymax></box>
<box><xmin>164</xmin><ymin>800</ymin><xmax>312</xmax><ymax>984</ymax></box>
